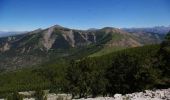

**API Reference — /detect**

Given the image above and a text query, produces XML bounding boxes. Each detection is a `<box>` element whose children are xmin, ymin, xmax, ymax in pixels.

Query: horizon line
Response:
<box><xmin>1</xmin><ymin>24</ymin><xmax>170</xmax><ymax>32</ymax></box>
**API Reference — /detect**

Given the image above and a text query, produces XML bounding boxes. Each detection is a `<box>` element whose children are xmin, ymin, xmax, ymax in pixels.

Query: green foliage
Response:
<box><xmin>106</xmin><ymin>46</ymin><xmax>162</xmax><ymax>94</ymax></box>
<box><xmin>0</xmin><ymin>40</ymin><xmax>169</xmax><ymax>98</ymax></box>
<box><xmin>66</xmin><ymin>59</ymin><xmax>108</xmax><ymax>98</ymax></box>
<box><xmin>34</xmin><ymin>60</ymin><xmax>69</xmax><ymax>93</ymax></box>
<box><xmin>165</xmin><ymin>31</ymin><xmax>170</xmax><ymax>40</ymax></box>
<box><xmin>90</xmin><ymin>46</ymin><xmax>125</xmax><ymax>57</ymax></box>
<box><xmin>156</xmin><ymin>32</ymin><xmax>170</xmax><ymax>84</ymax></box>
<box><xmin>0</xmin><ymin>68</ymin><xmax>49</xmax><ymax>93</ymax></box>
<box><xmin>65</xmin><ymin>44</ymin><xmax>170</xmax><ymax>97</ymax></box>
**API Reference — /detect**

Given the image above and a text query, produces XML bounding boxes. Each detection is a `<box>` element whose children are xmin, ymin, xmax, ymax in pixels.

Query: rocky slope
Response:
<box><xmin>74</xmin><ymin>88</ymin><xmax>170</xmax><ymax>100</ymax></box>
<box><xmin>0</xmin><ymin>25</ymin><xmax>166</xmax><ymax>71</ymax></box>
<box><xmin>1</xmin><ymin>88</ymin><xmax>169</xmax><ymax>100</ymax></box>
<box><xmin>0</xmin><ymin>25</ymin><xmax>165</xmax><ymax>53</ymax></box>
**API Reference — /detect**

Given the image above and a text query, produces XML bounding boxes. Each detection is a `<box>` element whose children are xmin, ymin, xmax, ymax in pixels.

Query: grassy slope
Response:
<box><xmin>89</xmin><ymin>46</ymin><xmax>125</xmax><ymax>57</ymax></box>
<box><xmin>90</xmin><ymin>33</ymin><xmax>133</xmax><ymax>57</ymax></box>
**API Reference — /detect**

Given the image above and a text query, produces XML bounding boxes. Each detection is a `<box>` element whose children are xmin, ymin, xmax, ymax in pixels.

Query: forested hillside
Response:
<box><xmin>0</xmin><ymin>32</ymin><xmax>169</xmax><ymax>98</ymax></box>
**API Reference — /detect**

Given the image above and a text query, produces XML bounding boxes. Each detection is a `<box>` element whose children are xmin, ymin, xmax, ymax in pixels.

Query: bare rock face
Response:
<box><xmin>40</xmin><ymin>26</ymin><xmax>96</xmax><ymax>50</ymax></box>
<box><xmin>114</xmin><ymin>94</ymin><xmax>122</xmax><ymax>100</ymax></box>
<box><xmin>123</xmin><ymin>89</ymin><xmax>170</xmax><ymax>100</ymax></box>
<box><xmin>0</xmin><ymin>42</ymin><xmax>10</xmax><ymax>52</ymax></box>
<box><xmin>41</xmin><ymin>26</ymin><xmax>57</xmax><ymax>51</ymax></box>
<box><xmin>18</xmin><ymin>91</ymin><xmax>35</xmax><ymax>96</ymax></box>
<box><xmin>62</xmin><ymin>30</ymin><xmax>75</xmax><ymax>47</ymax></box>
<box><xmin>23</xmin><ymin>98</ymin><xmax>35</xmax><ymax>100</ymax></box>
<box><xmin>46</xmin><ymin>93</ymin><xmax>58</xmax><ymax>100</ymax></box>
<box><xmin>74</xmin><ymin>88</ymin><xmax>170</xmax><ymax>100</ymax></box>
<box><xmin>1</xmin><ymin>89</ymin><xmax>169</xmax><ymax>100</ymax></box>
<box><xmin>23</xmin><ymin>93</ymin><xmax>72</xmax><ymax>100</ymax></box>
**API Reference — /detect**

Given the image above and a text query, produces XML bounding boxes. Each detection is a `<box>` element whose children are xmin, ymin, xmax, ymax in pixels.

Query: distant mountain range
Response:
<box><xmin>122</xmin><ymin>26</ymin><xmax>170</xmax><ymax>34</ymax></box>
<box><xmin>0</xmin><ymin>26</ymin><xmax>169</xmax><ymax>37</ymax></box>
<box><xmin>0</xmin><ymin>31</ymin><xmax>26</xmax><ymax>37</ymax></box>
<box><xmin>0</xmin><ymin>25</ymin><xmax>168</xmax><ymax>71</ymax></box>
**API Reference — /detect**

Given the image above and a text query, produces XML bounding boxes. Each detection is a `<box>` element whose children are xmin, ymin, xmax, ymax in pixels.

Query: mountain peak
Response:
<box><xmin>87</xmin><ymin>28</ymin><xmax>98</xmax><ymax>31</ymax></box>
<box><xmin>102</xmin><ymin>27</ymin><xmax>115</xmax><ymax>30</ymax></box>
<box><xmin>0</xmin><ymin>24</ymin><xmax>165</xmax><ymax>69</ymax></box>
<box><xmin>51</xmin><ymin>24</ymin><xmax>64</xmax><ymax>29</ymax></box>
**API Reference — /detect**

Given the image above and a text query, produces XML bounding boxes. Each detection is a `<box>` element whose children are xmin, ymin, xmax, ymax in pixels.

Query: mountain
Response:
<box><xmin>122</xmin><ymin>26</ymin><xmax>170</xmax><ymax>34</ymax></box>
<box><xmin>0</xmin><ymin>25</ymin><xmax>166</xmax><ymax>71</ymax></box>
<box><xmin>0</xmin><ymin>29</ymin><xmax>169</xmax><ymax>96</ymax></box>
<box><xmin>0</xmin><ymin>36</ymin><xmax>169</xmax><ymax>95</ymax></box>
<box><xmin>0</xmin><ymin>31</ymin><xmax>26</xmax><ymax>38</ymax></box>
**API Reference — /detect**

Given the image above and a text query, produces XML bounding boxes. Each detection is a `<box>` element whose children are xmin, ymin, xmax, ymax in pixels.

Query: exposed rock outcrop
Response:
<box><xmin>42</xmin><ymin>26</ymin><xmax>57</xmax><ymax>50</ymax></box>
<box><xmin>0</xmin><ymin>42</ymin><xmax>10</xmax><ymax>52</ymax></box>
<box><xmin>74</xmin><ymin>88</ymin><xmax>170</xmax><ymax>100</ymax></box>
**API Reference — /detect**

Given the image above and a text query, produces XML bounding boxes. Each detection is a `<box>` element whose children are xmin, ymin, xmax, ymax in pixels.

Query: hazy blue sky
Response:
<box><xmin>0</xmin><ymin>0</ymin><xmax>170</xmax><ymax>31</ymax></box>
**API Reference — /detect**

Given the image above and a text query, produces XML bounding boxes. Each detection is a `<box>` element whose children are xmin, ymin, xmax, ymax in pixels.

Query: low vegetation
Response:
<box><xmin>0</xmin><ymin>32</ymin><xmax>169</xmax><ymax>99</ymax></box>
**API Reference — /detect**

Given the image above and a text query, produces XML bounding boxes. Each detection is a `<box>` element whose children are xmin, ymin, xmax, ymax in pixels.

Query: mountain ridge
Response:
<box><xmin>0</xmin><ymin>25</ymin><xmax>167</xmax><ymax>71</ymax></box>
